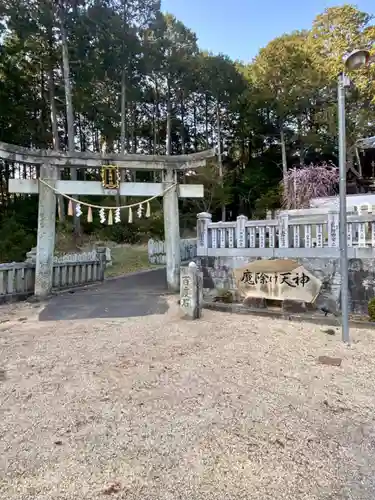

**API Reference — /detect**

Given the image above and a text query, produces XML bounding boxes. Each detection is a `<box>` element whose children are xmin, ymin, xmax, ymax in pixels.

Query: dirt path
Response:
<box><xmin>1</xmin><ymin>297</ymin><xmax>375</xmax><ymax>499</ymax></box>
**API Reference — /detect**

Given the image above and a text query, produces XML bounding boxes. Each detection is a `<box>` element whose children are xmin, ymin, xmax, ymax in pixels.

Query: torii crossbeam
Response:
<box><xmin>1</xmin><ymin>142</ymin><xmax>214</xmax><ymax>297</ymax></box>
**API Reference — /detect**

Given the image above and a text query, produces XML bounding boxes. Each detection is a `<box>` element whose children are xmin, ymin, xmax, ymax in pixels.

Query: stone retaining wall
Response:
<box><xmin>196</xmin><ymin>255</ymin><xmax>375</xmax><ymax>315</ymax></box>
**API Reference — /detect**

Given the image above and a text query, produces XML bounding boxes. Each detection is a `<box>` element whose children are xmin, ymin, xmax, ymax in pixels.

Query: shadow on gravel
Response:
<box><xmin>38</xmin><ymin>269</ymin><xmax>170</xmax><ymax>321</ymax></box>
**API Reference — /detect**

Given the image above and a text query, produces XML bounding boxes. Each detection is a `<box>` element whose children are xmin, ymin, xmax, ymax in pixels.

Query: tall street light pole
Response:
<box><xmin>338</xmin><ymin>71</ymin><xmax>350</xmax><ymax>344</ymax></box>
<box><xmin>338</xmin><ymin>49</ymin><xmax>372</xmax><ymax>344</ymax></box>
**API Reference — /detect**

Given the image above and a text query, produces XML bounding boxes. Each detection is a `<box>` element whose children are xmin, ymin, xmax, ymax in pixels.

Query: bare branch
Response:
<box><xmin>282</xmin><ymin>163</ymin><xmax>339</xmax><ymax>209</ymax></box>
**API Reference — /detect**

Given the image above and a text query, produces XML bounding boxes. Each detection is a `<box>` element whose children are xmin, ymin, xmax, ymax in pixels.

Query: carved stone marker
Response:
<box><xmin>234</xmin><ymin>259</ymin><xmax>322</xmax><ymax>303</ymax></box>
<box><xmin>180</xmin><ymin>262</ymin><xmax>203</xmax><ymax>319</ymax></box>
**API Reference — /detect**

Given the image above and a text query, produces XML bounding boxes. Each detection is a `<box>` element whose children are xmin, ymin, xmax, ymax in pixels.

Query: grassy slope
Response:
<box><xmin>55</xmin><ymin>231</ymin><xmax>161</xmax><ymax>278</ymax></box>
<box><xmin>105</xmin><ymin>245</ymin><xmax>160</xmax><ymax>278</ymax></box>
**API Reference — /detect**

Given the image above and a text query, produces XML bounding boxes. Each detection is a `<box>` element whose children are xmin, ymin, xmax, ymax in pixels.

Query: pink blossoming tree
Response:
<box><xmin>282</xmin><ymin>163</ymin><xmax>339</xmax><ymax>209</ymax></box>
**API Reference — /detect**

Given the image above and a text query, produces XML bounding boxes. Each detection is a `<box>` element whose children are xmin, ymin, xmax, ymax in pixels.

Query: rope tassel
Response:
<box><xmin>137</xmin><ymin>203</ymin><xmax>143</xmax><ymax>218</ymax></box>
<box><xmin>128</xmin><ymin>207</ymin><xmax>133</xmax><ymax>223</ymax></box>
<box><xmin>114</xmin><ymin>208</ymin><xmax>121</xmax><ymax>223</ymax></box>
<box><xmin>68</xmin><ymin>199</ymin><xmax>73</xmax><ymax>216</ymax></box>
<box><xmin>108</xmin><ymin>209</ymin><xmax>113</xmax><ymax>225</ymax></box>
<box><xmin>146</xmin><ymin>201</ymin><xmax>151</xmax><ymax>218</ymax></box>
<box><xmin>99</xmin><ymin>208</ymin><xmax>106</xmax><ymax>224</ymax></box>
<box><xmin>87</xmin><ymin>206</ymin><xmax>93</xmax><ymax>223</ymax></box>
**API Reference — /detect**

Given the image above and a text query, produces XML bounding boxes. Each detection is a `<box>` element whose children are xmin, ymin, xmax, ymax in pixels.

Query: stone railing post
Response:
<box><xmin>236</xmin><ymin>215</ymin><xmax>248</xmax><ymax>248</ymax></box>
<box><xmin>328</xmin><ymin>209</ymin><xmax>339</xmax><ymax>248</ymax></box>
<box><xmin>96</xmin><ymin>247</ymin><xmax>107</xmax><ymax>279</ymax></box>
<box><xmin>180</xmin><ymin>262</ymin><xmax>203</xmax><ymax>320</ymax></box>
<box><xmin>278</xmin><ymin>213</ymin><xmax>289</xmax><ymax>248</ymax></box>
<box><xmin>197</xmin><ymin>212</ymin><xmax>212</xmax><ymax>255</ymax></box>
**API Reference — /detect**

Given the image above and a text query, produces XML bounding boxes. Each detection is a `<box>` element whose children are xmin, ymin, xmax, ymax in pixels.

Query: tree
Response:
<box><xmin>1</xmin><ymin>1</ymin><xmax>375</xmax><ymax>261</ymax></box>
<box><xmin>250</xmin><ymin>31</ymin><xmax>325</xmax><ymax>185</ymax></box>
<box><xmin>283</xmin><ymin>164</ymin><xmax>339</xmax><ymax>209</ymax></box>
<box><xmin>308</xmin><ymin>6</ymin><xmax>375</xmax><ymax>146</ymax></box>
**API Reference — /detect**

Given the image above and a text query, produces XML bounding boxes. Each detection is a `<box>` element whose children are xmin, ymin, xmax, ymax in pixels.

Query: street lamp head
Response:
<box><xmin>344</xmin><ymin>49</ymin><xmax>370</xmax><ymax>71</ymax></box>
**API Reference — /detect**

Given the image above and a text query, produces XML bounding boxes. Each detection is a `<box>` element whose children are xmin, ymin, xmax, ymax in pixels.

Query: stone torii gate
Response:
<box><xmin>1</xmin><ymin>142</ymin><xmax>213</xmax><ymax>297</ymax></box>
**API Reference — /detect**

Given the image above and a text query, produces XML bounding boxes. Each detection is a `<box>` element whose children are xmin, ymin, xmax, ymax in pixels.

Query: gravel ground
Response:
<box><xmin>1</xmin><ymin>299</ymin><xmax>375</xmax><ymax>499</ymax></box>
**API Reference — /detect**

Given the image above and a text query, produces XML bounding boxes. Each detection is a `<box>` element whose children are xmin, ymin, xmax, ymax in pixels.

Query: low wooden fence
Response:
<box><xmin>148</xmin><ymin>238</ymin><xmax>197</xmax><ymax>264</ymax></box>
<box><xmin>0</xmin><ymin>264</ymin><xmax>36</xmax><ymax>302</ymax></box>
<box><xmin>52</xmin><ymin>261</ymin><xmax>105</xmax><ymax>289</ymax></box>
<box><xmin>0</xmin><ymin>259</ymin><xmax>104</xmax><ymax>303</ymax></box>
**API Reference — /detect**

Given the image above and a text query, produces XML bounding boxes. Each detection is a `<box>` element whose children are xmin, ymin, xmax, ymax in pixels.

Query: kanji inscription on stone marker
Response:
<box><xmin>241</xmin><ymin>270</ymin><xmax>310</xmax><ymax>287</ymax></box>
<box><xmin>234</xmin><ymin>259</ymin><xmax>321</xmax><ymax>303</ymax></box>
<box><xmin>180</xmin><ymin>275</ymin><xmax>192</xmax><ymax>307</ymax></box>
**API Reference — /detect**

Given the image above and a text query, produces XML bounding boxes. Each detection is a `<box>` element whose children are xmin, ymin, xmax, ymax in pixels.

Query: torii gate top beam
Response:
<box><xmin>0</xmin><ymin>142</ymin><xmax>215</xmax><ymax>171</ymax></box>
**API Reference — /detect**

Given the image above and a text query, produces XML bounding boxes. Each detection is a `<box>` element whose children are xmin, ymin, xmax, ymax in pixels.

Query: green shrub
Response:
<box><xmin>100</xmin><ymin>223</ymin><xmax>140</xmax><ymax>244</ymax></box>
<box><xmin>253</xmin><ymin>186</ymin><xmax>282</xmax><ymax>219</ymax></box>
<box><xmin>0</xmin><ymin>217</ymin><xmax>36</xmax><ymax>262</ymax></box>
<box><xmin>368</xmin><ymin>298</ymin><xmax>375</xmax><ymax>321</ymax></box>
<box><xmin>137</xmin><ymin>212</ymin><xmax>165</xmax><ymax>240</ymax></box>
<box><xmin>215</xmin><ymin>289</ymin><xmax>233</xmax><ymax>303</ymax></box>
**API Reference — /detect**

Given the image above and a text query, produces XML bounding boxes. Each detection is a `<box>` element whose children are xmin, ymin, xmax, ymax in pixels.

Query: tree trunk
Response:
<box><xmin>78</xmin><ymin>114</ymin><xmax>84</xmax><ymax>151</ymax></box>
<box><xmin>153</xmin><ymin>97</ymin><xmax>157</xmax><ymax>155</ymax></box>
<box><xmin>155</xmin><ymin>77</ymin><xmax>160</xmax><ymax>154</ymax></box>
<box><xmin>205</xmin><ymin>93</ymin><xmax>210</xmax><ymax>148</ymax></box>
<box><xmin>59</xmin><ymin>2</ymin><xmax>80</xmax><ymax>233</ymax></box>
<box><xmin>152</xmin><ymin>78</ymin><xmax>160</xmax><ymax>182</ymax></box>
<box><xmin>39</xmin><ymin>68</ymin><xmax>49</xmax><ymax>146</ymax></box>
<box><xmin>48</xmin><ymin>70</ymin><xmax>59</xmax><ymax>151</ymax></box>
<box><xmin>59</xmin><ymin>7</ymin><xmax>74</xmax><ymax>154</ymax></box>
<box><xmin>120</xmin><ymin>0</ymin><xmax>129</xmax><ymax>156</ymax></box>
<box><xmin>120</xmin><ymin>68</ymin><xmax>127</xmax><ymax>154</ymax></box>
<box><xmin>166</xmin><ymin>78</ymin><xmax>172</xmax><ymax>156</ymax></box>
<box><xmin>119</xmin><ymin>71</ymin><xmax>128</xmax><ymax>206</ymax></box>
<box><xmin>131</xmin><ymin>102</ymin><xmax>137</xmax><ymax>154</ymax></box>
<box><xmin>94</xmin><ymin>126</ymin><xmax>100</xmax><ymax>152</ymax></box>
<box><xmin>48</xmin><ymin>66</ymin><xmax>65</xmax><ymax>221</ymax></box>
<box><xmin>180</xmin><ymin>92</ymin><xmax>185</xmax><ymax>154</ymax></box>
<box><xmin>192</xmin><ymin>102</ymin><xmax>197</xmax><ymax>152</ymax></box>
<box><xmin>216</xmin><ymin>101</ymin><xmax>225</xmax><ymax>221</ymax></box>
<box><xmin>280</xmin><ymin>126</ymin><xmax>288</xmax><ymax>201</ymax></box>
<box><xmin>297</xmin><ymin>117</ymin><xmax>305</xmax><ymax>165</ymax></box>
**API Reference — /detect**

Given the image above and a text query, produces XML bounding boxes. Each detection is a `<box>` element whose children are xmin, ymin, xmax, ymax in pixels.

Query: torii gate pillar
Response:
<box><xmin>35</xmin><ymin>165</ymin><xmax>58</xmax><ymax>298</ymax></box>
<box><xmin>163</xmin><ymin>169</ymin><xmax>181</xmax><ymax>291</ymax></box>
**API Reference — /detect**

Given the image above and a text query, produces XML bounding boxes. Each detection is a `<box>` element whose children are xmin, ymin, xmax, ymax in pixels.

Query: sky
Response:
<box><xmin>161</xmin><ymin>0</ymin><xmax>375</xmax><ymax>63</ymax></box>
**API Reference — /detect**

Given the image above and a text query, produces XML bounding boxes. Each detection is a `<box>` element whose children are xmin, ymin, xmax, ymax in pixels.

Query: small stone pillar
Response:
<box><xmin>180</xmin><ymin>262</ymin><xmax>203</xmax><ymax>319</ymax></box>
<box><xmin>96</xmin><ymin>247</ymin><xmax>107</xmax><ymax>280</ymax></box>
<box><xmin>197</xmin><ymin>212</ymin><xmax>212</xmax><ymax>254</ymax></box>
<box><xmin>35</xmin><ymin>164</ymin><xmax>58</xmax><ymax>298</ymax></box>
<box><xmin>25</xmin><ymin>247</ymin><xmax>37</xmax><ymax>264</ymax></box>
